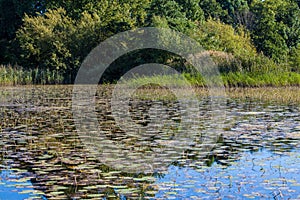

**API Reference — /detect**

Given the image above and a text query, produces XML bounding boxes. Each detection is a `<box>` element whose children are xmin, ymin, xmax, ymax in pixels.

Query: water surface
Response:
<box><xmin>0</xmin><ymin>86</ymin><xmax>299</xmax><ymax>199</ymax></box>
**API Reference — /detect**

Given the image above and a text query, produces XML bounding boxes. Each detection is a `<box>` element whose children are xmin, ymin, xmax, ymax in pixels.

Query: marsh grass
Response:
<box><xmin>227</xmin><ymin>87</ymin><xmax>300</xmax><ymax>104</ymax></box>
<box><xmin>222</xmin><ymin>71</ymin><xmax>300</xmax><ymax>87</ymax></box>
<box><xmin>120</xmin><ymin>71</ymin><xmax>300</xmax><ymax>88</ymax></box>
<box><xmin>1</xmin><ymin>62</ymin><xmax>299</xmax><ymax>87</ymax></box>
<box><xmin>125</xmin><ymin>83</ymin><xmax>300</xmax><ymax>104</ymax></box>
<box><xmin>0</xmin><ymin>64</ymin><xmax>64</xmax><ymax>85</ymax></box>
<box><xmin>113</xmin><ymin>72</ymin><xmax>300</xmax><ymax>103</ymax></box>
<box><xmin>131</xmin><ymin>85</ymin><xmax>211</xmax><ymax>101</ymax></box>
<box><xmin>120</xmin><ymin>74</ymin><xmax>196</xmax><ymax>88</ymax></box>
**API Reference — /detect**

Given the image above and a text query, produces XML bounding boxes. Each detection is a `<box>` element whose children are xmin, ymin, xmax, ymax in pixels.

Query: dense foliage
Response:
<box><xmin>0</xmin><ymin>0</ymin><xmax>299</xmax><ymax>84</ymax></box>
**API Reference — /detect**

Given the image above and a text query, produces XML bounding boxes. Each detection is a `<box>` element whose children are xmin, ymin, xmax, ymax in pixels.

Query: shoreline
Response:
<box><xmin>0</xmin><ymin>85</ymin><xmax>299</xmax><ymax>104</ymax></box>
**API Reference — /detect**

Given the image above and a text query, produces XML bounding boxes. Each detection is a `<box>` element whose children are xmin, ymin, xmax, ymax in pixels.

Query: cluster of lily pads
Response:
<box><xmin>0</xmin><ymin>86</ymin><xmax>299</xmax><ymax>199</ymax></box>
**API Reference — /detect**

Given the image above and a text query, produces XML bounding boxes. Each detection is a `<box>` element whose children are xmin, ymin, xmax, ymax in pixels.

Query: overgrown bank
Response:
<box><xmin>1</xmin><ymin>64</ymin><xmax>300</xmax><ymax>87</ymax></box>
<box><xmin>0</xmin><ymin>0</ymin><xmax>299</xmax><ymax>86</ymax></box>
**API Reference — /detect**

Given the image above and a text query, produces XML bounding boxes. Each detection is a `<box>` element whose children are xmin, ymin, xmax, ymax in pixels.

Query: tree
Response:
<box><xmin>175</xmin><ymin>0</ymin><xmax>204</xmax><ymax>22</ymax></box>
<box><xmin>44</xmin><ymin>0</ymin><xmax>149</xmax><ymax>28</ymax></box>
<box><xmin>216</xmin><ymin>0</ymin><xmax>250</xmax><ymax>25</ymax></box>
<box><xmin>199</xmin><ymin>0</ymin><xmax>227</xmax><ymax>20</ymax></box>
<box><xmin>16</xmin><ymin>0</ymin><xmax>150</xmax><ymax>82</ymax></box>
<box><xmin>191</xmin><ymin>19</ymin><xmax>258</xmax><ymax>72</ymax></box>
<box><xmin>251</xmin><ymin>0</ymin><xmax>300</xmax><ymax>63</ymax></box>
<box><xmin>294</xmin><ymin>0</ymin><xmax>300</xmax><ymax>7</ymax></box>
<box><xmin>289</xmin><ymin>44</ymin><xmax>300</xmax><ymax>72</ymax></box>
<box><xmin>147</xmin><ymin>0</ymin><xmax>204</xmax><ymax>32</ymax></box>
<box><xmin>17</xmin><ymin>8</ymin><xmax>100</xmax><ymax>78</ymax></box>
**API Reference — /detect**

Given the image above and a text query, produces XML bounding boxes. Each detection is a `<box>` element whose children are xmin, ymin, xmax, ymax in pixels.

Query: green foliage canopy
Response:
<box><xmin>0</xmin><ymin>0</ymin><xmax>298</xmax><ymax>82</ymax></box>
<box><xmin>251</xmin><ymin>0</ymin><xmax>300</xmax><ymax>62</ymax></box>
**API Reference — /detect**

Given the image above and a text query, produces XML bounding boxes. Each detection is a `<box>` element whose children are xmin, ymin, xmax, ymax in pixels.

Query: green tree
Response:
<box><xmin>17</xmin><ymin>8</ymin><xmax>100</xmax><ymax>79</ymax></box>
<box><xmin>199</xmin><ymin>0</ymin><xmax>255</xmax><ymax>29</ymax></box>
<box><xmin>199</xmin><ymin>0</ymin><xmax>227</xmax><ymax>20</ymax></box>
<box><xmin>16</xmin><ymin>0</ymin><xmax>150</xmax><ymax>81</ymax></box>
<box><xmin>45</xmin><ymin>0</ymin><xmax>149</xmax><ymax>28</ymax></box>
<box><xmin>251</xmin><ymin>0</ymin><xmax>300</xmax><ymax>63</ymax></box>
<box><xmin>289</xmin><ymin>44</ymin><xmax>300</xmax><ymax>72</ymax></box>
<box><xmin>217</xmin><ymin>0</ymin><xmax>249</xmax><ymax>24</ymax></box>
<box><xmin>191</xmin><ymin>19</ymin><xmax>258</xmax><ymax>72</ymax></box>
<box><xmin>174</xmin><ymin>0</ymin><xmax>204</xmax><ymax>22</ymax></box>
<box><xmin>147</xmin><ymin>0</ymin><xmax>204</xmax><ymax>32</ymax></box>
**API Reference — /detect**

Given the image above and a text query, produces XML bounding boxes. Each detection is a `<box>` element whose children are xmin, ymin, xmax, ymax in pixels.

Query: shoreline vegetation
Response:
<box><xmin>1</xmin><ymin>64</ymin><xmax>300</xmax><ymax>87</ymax></box>
<box><xmin>130</xmin><ymin>86</ymin><xmax>300</xmax><ymax>104</ymax></box>
<box><xmin>1</xmin><ymin>83</ymin><xmax>299</xmax><ymax>105</ymax></box>
<box><xmin>0</xmin><ymin>64</ymin><xmax>63</xmax><ymax>85</ymax></box>
<box><xmin>0</xmin><ymin>1</ymin><xmax>299</xmax><ymax>88</ymax></box>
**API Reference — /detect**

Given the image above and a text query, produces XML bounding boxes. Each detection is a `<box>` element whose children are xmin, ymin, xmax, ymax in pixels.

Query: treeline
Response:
<box><xmin>0</xmin><ymin>0</ymin><xmax>299</xmax><ymax>85</ymax></box>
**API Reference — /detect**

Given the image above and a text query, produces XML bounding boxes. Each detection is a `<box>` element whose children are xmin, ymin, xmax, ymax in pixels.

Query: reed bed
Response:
<box><xmin>0</xmin><ymin>64</ymin><xmax>64</xmax><ymax>85</ymax></box>
<box><xmin>120</xmin><ymin>84</ymin><xmax>300</xmax><ymax>104</ymax></box>
<box><xmin>227</xmin><ymin>87</ymin><xmax>300</xmax><ymax>104</ymax></box>
<box><xmin>1</xmin><ymin>64</ymin><xmax>299</xmax><ymax>88</ymax></box>
<box><xmin>119</xmin><ymin>72</ymin><xmax>300</xmax><ymax>88</ymax></box>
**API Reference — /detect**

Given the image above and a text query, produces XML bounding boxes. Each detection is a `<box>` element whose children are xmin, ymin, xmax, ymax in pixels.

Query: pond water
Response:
<box><xmin>0</xmin><ymin>86</ymin><xmax>299</xmax><ymax>199</ymax></box>
<box><xmin>0</xmin><ymin>169</ymin><xmax>46</xmax><ymax>200</ymax></box>
<box><xmin>156</xmin><ymin>149</ymin><xmax>300</xmax><ymax>199</ymax></box>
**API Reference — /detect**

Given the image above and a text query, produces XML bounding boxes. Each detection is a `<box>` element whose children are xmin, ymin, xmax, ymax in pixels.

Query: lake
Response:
<box><xmin>0</xmin><ymin>85</ymin><xmax>299</xmax><ymax>199</ymax></box>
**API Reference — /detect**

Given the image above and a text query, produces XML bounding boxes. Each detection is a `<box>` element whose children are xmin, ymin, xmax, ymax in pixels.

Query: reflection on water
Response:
<box><xmin>0</xmin><ymin>86</ymin><xmax>299</xmax><ymax>199</ymax></box>
<box><xmin>0</xmin><ymin>170</ymin><xmax>45</xmax><ymax>200</ymax></box>
<box><xmin>156</xmin><ymin>148</ymin><xmax>300</xmax><ymax>199</ymax></box>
